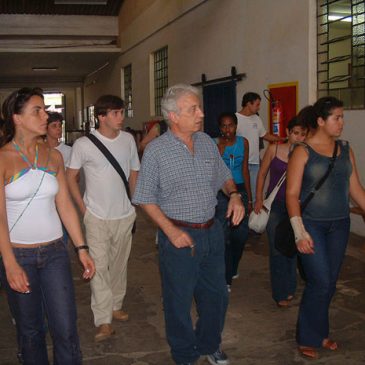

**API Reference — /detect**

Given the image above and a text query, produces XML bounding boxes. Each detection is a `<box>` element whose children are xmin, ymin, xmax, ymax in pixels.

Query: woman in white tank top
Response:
<box><xmin>0</xmin><ymin>87</ymin><xmax>95</xmax><ymax>365</ymax></box>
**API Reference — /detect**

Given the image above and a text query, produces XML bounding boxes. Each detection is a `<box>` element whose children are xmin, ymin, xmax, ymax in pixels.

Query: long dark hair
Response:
<box><xmin>1</xmin><ymin>87</ymin><xmax>44</xmax><ymax>147</ymax></box>
<box><xmin>296</xmin><ymin>97</ymin><xmax>343</xmax><ymax>131</ymax></box>
<box><xmin>313</xmin><ymin>96</ymin><xmax>343</xmax><ymax>124</ymax></box>
<box><xmin>297</xmin><ymin>105</ymin><xmax>318</xmax><ymax>131</ymax></box>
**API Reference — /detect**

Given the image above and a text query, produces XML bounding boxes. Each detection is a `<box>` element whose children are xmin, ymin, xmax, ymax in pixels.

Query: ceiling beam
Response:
<box><xmin>0</xmin><ymin>14</ymin><xmax>118</xmax><ymax>37</ymax></box>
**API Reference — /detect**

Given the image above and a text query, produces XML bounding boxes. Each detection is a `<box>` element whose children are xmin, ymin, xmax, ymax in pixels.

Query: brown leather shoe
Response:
<box><xmin>95</xmin><ymin>324</ymin><xmax>115</xmax><ymax>342</ymax></box>
<box><xmin>112</xmin><ymin>310</ymin><xmax>129</xmax><ymax>321</ymax></box>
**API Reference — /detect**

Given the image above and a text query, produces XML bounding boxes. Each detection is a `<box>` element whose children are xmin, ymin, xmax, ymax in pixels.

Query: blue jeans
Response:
<box><xmin>215</xmin><ymin>185</ymin><xmax>249</xmax><ymax>285</ymax></box>
<box><xmin>249</xmin><ymin>163</ymin><xmax>260</xmax><ymax>202</ymax></box>
<box><xmin>296</xmin><ymin>218</ymin><xmax>350</xmax><ymax>347</ymax></box>
<box><xmin>62</xmin><ymin>224</ymin><xmax>69</xmax><ymax>245</ymax></box>
<box><xmin>266</xmin><ymin>200</ymin><xmax>297</xmax><ymax>302</ymax></box>
<box><xmin>0</xmin><ymin>239</ymin><xmax>82</xmax><ymax>365</ymax></box>
<box><xmin>158</xmin><ymin>220</ymin><xmax>228</xmax><ymax>364</ymax></box>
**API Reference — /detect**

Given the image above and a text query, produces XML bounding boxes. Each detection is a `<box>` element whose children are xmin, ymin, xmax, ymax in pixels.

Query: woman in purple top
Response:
<box><xmin>255</xmin><ymin>117</ymin><xmax>307</xmax><ymax>307</ymax></box>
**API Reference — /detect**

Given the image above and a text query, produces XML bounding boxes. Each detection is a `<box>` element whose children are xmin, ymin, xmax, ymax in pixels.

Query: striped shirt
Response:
<box><xmin>132</xmin><ymin>130</ymin><xmax>232</xmax><ymax>223</ymax></box>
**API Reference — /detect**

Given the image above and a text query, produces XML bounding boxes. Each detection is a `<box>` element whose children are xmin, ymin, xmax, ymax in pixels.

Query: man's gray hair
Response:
<box><xmin>161</xmin><ymin>84</ymin><xmax>199</xmax><ymax>122</ymax></box>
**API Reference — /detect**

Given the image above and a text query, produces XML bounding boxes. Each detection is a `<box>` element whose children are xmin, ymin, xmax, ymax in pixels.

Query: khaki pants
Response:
<box><xmin>84</xmin><ymin>210</ymin><xmax>136</xmax><ymax>327</ymax></box>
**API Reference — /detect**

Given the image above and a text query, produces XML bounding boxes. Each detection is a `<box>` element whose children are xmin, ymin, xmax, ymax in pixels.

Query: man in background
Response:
<box><xmin>46</xmin><ymin>111</ymin><xmax>72</xmax><ymax>168</ymax></box>
<box><xmin>236</xmin><ymin>92</ymin><xmax>283</xmax><ymax>202</ymax></box>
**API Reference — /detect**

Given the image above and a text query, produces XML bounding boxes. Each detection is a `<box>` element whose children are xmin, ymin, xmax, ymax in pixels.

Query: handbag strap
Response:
<box><xmin>274</xmin><ymin>171</ymin><xmax>287</xmax><ymax>191</ymax></box>
<box><xmin>264</xmin><ymin>171</ymin><xmax>287</xmax><ymax>208</ymax></box>
<box><xmin>10</xmin><ymin>146</ymin><xmax>51</xmax><ymax>232</ymax></box>
<box><xmin>87</xmin><ymin>134</ymin><xmax>131</xmax><ymax>201</ymax></box>
<box><xmin>301</xmin><ymin>140</ymin><xmax>338</xmax><ymax>211</ymax></box>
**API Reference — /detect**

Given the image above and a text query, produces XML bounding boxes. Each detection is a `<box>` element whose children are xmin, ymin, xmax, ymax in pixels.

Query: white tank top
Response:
<box><xmin>5</xmin><ymin>143</ymin><xmax>63</xmax><ymax>244</ymax></box>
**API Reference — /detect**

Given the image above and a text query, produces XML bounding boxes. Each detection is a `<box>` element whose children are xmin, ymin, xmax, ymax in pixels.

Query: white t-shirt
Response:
<box><xmin>69</xmin><ymin>130</ymin><xmax>140</xmax><ymax>220</ymax></box>
<box><xmin>55</xmin><ymin>142</ymin><xmax>72</xmax><ymax>168</ymax></box>
<box><xmin>235</xmin><ymin>113</ymin><xmax>267</xmax><ymax>164</ymax></box>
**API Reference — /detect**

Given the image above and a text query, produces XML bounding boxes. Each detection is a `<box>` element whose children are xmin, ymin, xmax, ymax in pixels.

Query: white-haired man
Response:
<box><xmin>133</xmin><ymin>84</ymin><xmax>244</xmax><ymax>365</ymax></box>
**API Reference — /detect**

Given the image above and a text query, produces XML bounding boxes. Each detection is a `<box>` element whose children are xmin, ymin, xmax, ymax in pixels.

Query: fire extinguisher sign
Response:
<box><xmin>265</xmin><ymin>82</ymin><xmax>298</xmax><ymax>139</ymax></box>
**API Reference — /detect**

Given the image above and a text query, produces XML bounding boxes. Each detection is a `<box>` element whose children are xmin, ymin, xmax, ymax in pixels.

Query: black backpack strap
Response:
<box><xmin>86</xmin><ymin>134</ymin><xmax>131</xmax><ymax>201</ymax></box>
<box><xmin>301</xmin><ymin>140</ymin><xmax>338</xmax><ymax>211</ymax></box>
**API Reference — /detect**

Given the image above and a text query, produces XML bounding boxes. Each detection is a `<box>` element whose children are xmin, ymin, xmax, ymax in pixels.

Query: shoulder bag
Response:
<box><xmin>274</xmin><ymin>141</ymin><xmax>338</xmax><ymax>257</ymax></box>
<box><xmin>248</xmin><ymin>171</ymin><xmax>286</xmax><ymax>233</ymax></box>
<box><xmin>86</xmin><ymin>134</ymin><xmax>137</xmax><ymax>234</ymax></box>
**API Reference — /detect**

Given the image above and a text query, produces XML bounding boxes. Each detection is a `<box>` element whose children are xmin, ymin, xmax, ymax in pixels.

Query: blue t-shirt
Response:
<box><xmin>218</xmin><ymin>136</ymin><xmax>245</xmax><ymax>184</ymax></box>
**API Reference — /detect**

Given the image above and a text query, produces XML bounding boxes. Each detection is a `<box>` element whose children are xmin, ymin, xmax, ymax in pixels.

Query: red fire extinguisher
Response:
<box><xmin>264</xmin><ymin>89</ymin><xmax>286</xmax><ymax>139</ymax></box>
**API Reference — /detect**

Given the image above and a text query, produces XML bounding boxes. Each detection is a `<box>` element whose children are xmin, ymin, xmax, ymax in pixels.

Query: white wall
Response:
<box><xmin>343</xmin><ymin>109</ymin><xmax>365</xmax><ymax>236</ymax></box>
<box><xmin>82</xmin><ymin>0</ymin><xmax>365</xmax><ymax>236</ymax></box>
<box><xmin>236</xmin><ymin>0</ymin><xmax>311</xmax><ymax>126</ymax></box>
<box><xmin>84</xmin><ymin>0</ymin><xmax>312</xmax><ymax>128</ymax></box>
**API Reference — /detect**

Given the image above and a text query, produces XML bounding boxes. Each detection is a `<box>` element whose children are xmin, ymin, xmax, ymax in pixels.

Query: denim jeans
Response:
<box><xmin>249</xmin><ymin>163</ymin><xmax>260</xmax><ymax>202</ymax></box>
<box><xmin>62</xmin><ymin>224</ymin><xmax>69</xmax><ymax>245</ymax></box>
<box><xmin>215</xmin><ymin>184</ymin><xmax>249</xmax><ymax>285</ymax></box>
<box><xmin>296</xmin><ymin>217</ymin><xmax>350</xmax><ymax>347</ymax></box>
<box><xmin>266</xmin><ymin>199</ymin><xmax>297</xmax><ymax>302</ymax></box>
<box><xmin>0</xmin><ymin>239</ymin><xmax>82</xmax><ymax>365</ymax></box>
<box><xmin>158</xmin><ymin>220</ymin><xmax>228</xmax><ymax>364</ymax></box>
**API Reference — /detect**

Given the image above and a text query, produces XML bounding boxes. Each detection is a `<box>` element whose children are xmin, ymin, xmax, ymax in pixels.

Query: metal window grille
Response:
<box><xmin>317</xmin><ymin>0</ymin><xmax>365</xmax><ymax>109</ymax></box>
<box><xmin>154</xmin><ymin>46</ymin><xmax>168</xmax><ymax>116</ymax></box>
<box><xmin>124</xmin><ymin>64</ymin><xmax>133</xmax><ymax>117</ymax></box>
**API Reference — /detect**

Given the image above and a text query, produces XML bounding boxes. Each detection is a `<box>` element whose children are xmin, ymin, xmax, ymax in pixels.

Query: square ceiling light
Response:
<box><xmin>32</xmin><ymin>67</ymin><xmax>59</xmax><ymax>72</ymax></box>
<box><xmin>54</xmin><ymin>1</ymin><xmax>108</xmax><ymax>4</ymax></box>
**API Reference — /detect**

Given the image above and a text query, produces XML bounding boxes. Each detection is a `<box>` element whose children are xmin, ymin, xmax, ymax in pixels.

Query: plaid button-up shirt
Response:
<box><xmin>133</xmin><ymin>129</ymin><xmax>232</xmax><ymax>223</ymax></box>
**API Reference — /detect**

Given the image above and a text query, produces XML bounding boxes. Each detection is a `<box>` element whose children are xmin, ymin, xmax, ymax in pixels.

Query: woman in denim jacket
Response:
<box><xmin>287</xmin><ymin>97</ymin><xmax>365</xmax><ymax>359</ymax></box>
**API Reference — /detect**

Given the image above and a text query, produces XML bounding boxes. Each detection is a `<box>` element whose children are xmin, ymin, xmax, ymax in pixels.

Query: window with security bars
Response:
<box><xmin>317</xmin><ymin>0</ymin><xmax>365</xmax><ymax>108</ymax></box>
<box><xmin>154</xmin><ymin>46</ymin><xmax>168</xmax><ymax>116</ymax></box>
<box><xmin>123</xmin><ymin>64</ymin><xmax>133</xmax><ymax>118</ymax></box>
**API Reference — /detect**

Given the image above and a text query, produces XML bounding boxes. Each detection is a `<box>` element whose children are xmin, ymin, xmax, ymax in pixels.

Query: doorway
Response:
<box><xmin>203</xmin><ymin>81</ymin><xmax>236</xmax><ymax>138</ymax></box>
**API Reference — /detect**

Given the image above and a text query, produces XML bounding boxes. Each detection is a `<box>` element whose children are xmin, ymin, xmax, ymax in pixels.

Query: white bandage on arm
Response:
<box><xmin>290</xmin><ymin>216</ymin><xmax>311</xmax><ymax>243</ymax></box>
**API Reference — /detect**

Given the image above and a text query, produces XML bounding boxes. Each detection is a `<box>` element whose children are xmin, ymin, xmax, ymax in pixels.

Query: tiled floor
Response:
<box><xmin>1</xmin><ymin>210</ymin><xmax>365</xmax><ymax>364</ymax></box>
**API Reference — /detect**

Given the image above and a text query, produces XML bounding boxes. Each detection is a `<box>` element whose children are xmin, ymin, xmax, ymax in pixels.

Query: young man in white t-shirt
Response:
<box><xmin>46</xmin><ymin>111</ymin><xmax>72</xmax><ymax>168</ymax></box>
<box><xmin>236</xmin><ymin>92</ymin><xmax>283</xmax><ymax>202</ymax></box>
<box><xmin>46</xmin><ymin>112</ymin><xmax>73</xmax><ymax>245</ymax></box>
<box><xmin>67</xmin><ymin>95</ymin><xmax>140</xmax><ymax>342</ymax></box>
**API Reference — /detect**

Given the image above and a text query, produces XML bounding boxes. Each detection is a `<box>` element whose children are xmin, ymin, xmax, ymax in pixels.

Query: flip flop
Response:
<box><xmin>277</xmin><ymin>300</ymin><xmax>290</xmax><ymax>308</ymax></box>
<box><xmin>298</xmin><ymin>346</ymin><xmax>319</xmax><ymax>359</ymax></box>
<box><xmin>322</xmin><ymin>339</ymin><xmax>338</xmax><ymax>351</ymax></box>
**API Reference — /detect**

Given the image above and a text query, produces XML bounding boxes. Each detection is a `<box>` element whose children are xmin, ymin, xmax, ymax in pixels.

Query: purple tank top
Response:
<box><xmin>267</xmin><ymin>157</ymin><xmax>287</xmax><ymax>201</ymax></box>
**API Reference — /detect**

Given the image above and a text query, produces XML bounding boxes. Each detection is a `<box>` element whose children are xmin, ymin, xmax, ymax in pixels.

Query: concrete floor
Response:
<box><xmin>1</xmin><ymin>209</ymin><xmax>365</xmax><ymax>365</ymax></box>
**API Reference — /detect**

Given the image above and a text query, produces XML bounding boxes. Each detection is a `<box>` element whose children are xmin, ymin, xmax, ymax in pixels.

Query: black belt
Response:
<box><xmin>170</xmin><ymin>218</ymin><xmax>214</xmax><ymax>229</ymax></box>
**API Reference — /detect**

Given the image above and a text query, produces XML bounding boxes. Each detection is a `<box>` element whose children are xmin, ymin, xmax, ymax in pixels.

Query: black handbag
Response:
<box><xmin>86</xmin><ymin>134</ymin><xmax>137</xmax><ymax>234</ymax></box>
<box><xmin>274</xmin><ymin>141</ymin><xmax>338</xmax><ymax>257</ymax></box>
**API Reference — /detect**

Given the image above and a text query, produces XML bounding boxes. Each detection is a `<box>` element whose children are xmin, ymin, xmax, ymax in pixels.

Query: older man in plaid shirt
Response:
<box><xmin>133</xmin><ymin>84</ymin><xmax>244</xmax><ymax>365</ymax></box>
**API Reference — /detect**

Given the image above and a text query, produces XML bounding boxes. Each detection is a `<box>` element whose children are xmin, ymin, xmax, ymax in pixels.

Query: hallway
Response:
<box><xmin>1</xmin><ymin>209</ymin><xmax>365</xmax><ymax>365</ymax></box>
